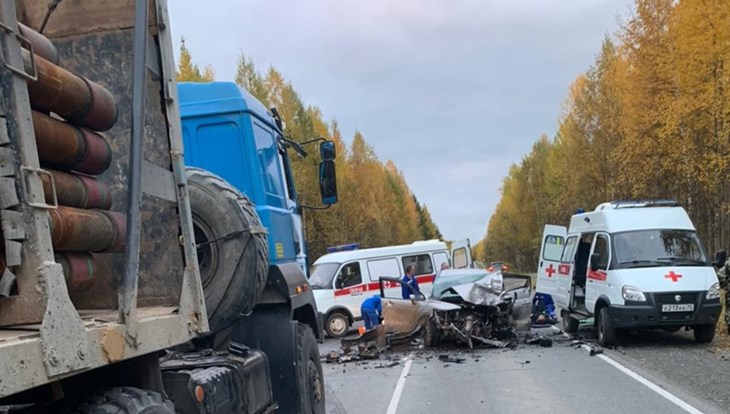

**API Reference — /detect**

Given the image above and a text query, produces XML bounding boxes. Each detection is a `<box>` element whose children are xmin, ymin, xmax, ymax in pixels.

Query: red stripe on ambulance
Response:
<box><xmin>332</xmin><ymin>274</ymin><xmax>435</xmax><ymax>297</ymax></box>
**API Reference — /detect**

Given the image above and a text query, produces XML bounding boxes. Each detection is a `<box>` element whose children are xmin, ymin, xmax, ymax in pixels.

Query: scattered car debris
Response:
<box><xmin>438</xmin><ymin>354</ymin><xmax>466</xmax><ymax>364</ymax></box>
<box><xmin>525</xmin><ymin>336</ymin><xmax>553</xmax><ymax>347</ymax></box>
<box><xmin>374</xmin><ymin>361</ymin><xmax>400</xmax><ymax>369</ymax></box>
<box><xmin>589</xmin><ymin>347</ymin><xmax>604</xmax><ymax>356</ymax></box>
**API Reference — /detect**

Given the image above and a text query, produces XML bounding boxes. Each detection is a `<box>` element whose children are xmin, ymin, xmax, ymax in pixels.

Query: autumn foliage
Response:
<box><xmin>177</xmin><ymin>48</ymin><xmax>442</xmax><ymax>262</ymax></box>
<box><xmin>479</xmin><ymin>0</ymin><xmax>730</xmax><ymax>272</ymax></box>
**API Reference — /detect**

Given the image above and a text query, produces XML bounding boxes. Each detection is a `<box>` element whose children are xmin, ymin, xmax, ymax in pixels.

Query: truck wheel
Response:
<box><xmin>561</xmin><ymin>310</ymin><xmax>579</xmax><ymax>333</ymax></box>
<box><xmin>693</xmin><ymin>324</ymin><xmax>715</xmax><ymax>343</ymax></box>
<box><xmin>297</xmin><ymin>323</ymin><xmax>325</xmax><ymax>414</ymax></box>
<box><xmin>187</xmin><ymin>168</ymin><xmax>268</xmax><ymax>334</ymax></box>
<box><xmin>597</xmin><ymin>307</ymin><xmax>617</xmax><ymax>346</ymax></box>
<box><xmin>325</xmin><ymin>311</ymin><xmax>350</xmax><ymax>338</ymax></box>
<box><xmin>47</xmin><ymin>387</ymin><xmax>174</xmax><ymax>413</ymax></box>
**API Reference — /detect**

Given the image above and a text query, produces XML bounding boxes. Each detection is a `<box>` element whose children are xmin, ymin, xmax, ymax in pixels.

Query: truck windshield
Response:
<box><xmin>309</xmin><ymin>263</ymin><xmax>340</xmax><ymax>289</ymax></box>
<box><xmin>613</xmin><ymin>229</ymin><xmax>709</xmax><ymax>267</ymax></box>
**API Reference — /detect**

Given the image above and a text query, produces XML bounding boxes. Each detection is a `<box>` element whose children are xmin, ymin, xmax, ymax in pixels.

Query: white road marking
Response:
<box><xmin>386</xmin><ymin>355</ymin><xmax>414</xmax><ymax>414</ymax></box>
<box><xmin>548</xmin><ymin>325</ymin><xmax>703</xmax><ymax>413</ymax></box>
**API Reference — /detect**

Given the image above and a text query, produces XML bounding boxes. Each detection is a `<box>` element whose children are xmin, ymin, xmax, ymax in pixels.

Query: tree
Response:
<box><xmin>176</xmin><ymin>37</ymin><xmax>214</xmax><ymax>82</ymax></box>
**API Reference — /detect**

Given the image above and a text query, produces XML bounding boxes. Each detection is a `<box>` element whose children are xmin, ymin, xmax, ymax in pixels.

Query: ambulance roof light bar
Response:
<box><xmin>595</xmin><ymin>199</ymin><xmax>679</xmax><ymax>210</ymax></box>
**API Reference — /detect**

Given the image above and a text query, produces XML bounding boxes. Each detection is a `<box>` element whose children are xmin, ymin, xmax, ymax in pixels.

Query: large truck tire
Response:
<box><xmin>296</xmin><ymin>323</ymin><xmax>325</xmax><ymax>414</ymax></box>
<box><xmin>186</xmin><ymin>168</ymin><xmax>268</xmax><ymax>334</ymax></box>
<box><xmin>40</xmin><ymin>387</ymin><xmax>174</xmax><ymax>413</ymax></box>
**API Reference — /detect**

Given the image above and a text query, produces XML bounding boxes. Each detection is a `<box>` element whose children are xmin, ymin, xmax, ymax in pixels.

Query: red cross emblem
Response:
<box><xmin>546</xmin><ymin>264</ymin><xmax>555</xmax><ymax>278</ymax></box>
<box><xmin>665</xmin><ymin>271</ymin><xmax>682</xmax><ymax>282</ymax></box>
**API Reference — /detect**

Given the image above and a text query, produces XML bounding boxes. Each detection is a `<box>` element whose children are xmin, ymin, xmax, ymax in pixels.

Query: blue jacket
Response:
<box><xmin>361</xmin><ymin>295</ymin><xmax>382</xmax><ymax>313</ymax></box>
<box><xmin>401</xmin><ymin>275</ymin><xmax>419</xmax><ymax>299</ymax></box>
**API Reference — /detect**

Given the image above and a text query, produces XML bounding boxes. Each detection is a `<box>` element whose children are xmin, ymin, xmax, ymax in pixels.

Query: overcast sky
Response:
<box><xmin>168</xmin><ymin>0</ymin><xmax>632</xmax><ymax>244</ymax></box>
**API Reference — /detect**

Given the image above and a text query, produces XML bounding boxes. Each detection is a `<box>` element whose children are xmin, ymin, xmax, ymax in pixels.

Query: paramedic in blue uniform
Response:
<box><xmin>360</xmin><ymin>295</ymin><xmax>382</xmax><ymax>330</ymax></box>
<box><xmin>401</xmin><ymin>265</ymin><xmax>419</xmax><ymax>299</ymax></box>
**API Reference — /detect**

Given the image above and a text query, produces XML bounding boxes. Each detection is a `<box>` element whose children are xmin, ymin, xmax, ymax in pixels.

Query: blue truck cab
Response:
<box><xmin>178</xmin><ymin>82</ymin><xmax>336</xmax><ymax>275</ymax></box>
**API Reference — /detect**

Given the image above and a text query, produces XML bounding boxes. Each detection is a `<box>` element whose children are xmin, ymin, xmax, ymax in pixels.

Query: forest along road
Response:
<box><xmin>320</xmin><ymin>326</ymin><xmax>729</xmax><ymax>414</ymax></box>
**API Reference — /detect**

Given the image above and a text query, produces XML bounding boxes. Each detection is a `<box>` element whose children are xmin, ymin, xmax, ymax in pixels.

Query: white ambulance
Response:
<box><xmin>536</xmin><ymin>200</ymin><xmax>726</xmax><ymax>346</ymax></box>
<box><xmin>309</xmin><ymin>239</ymin><xmax>472</xmax><ymax>337</ymax></box>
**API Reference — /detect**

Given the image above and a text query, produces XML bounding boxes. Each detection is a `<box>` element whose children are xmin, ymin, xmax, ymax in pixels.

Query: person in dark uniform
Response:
<box><xmin>360</xmin><ymin>295</ymin><xmax>382</xmax><ymax>331</ymax></box>
<box><xmin>401</xmin><ymin>265</ymin><xmax>419</xmax><ymax>299</ymax></box>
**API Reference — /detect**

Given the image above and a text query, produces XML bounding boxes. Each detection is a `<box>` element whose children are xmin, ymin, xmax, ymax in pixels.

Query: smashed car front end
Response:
<box><xmin>429</xmin><ymin>272</ymin><xmax>524</xmax><ymax>348</ymax></box>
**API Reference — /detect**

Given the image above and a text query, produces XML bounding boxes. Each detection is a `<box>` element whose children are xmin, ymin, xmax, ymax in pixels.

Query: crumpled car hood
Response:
<box><xmin>433</xmin><ymin>271</ymin><xmax>504</xmax><ymax>306</ymax></box>
<box><xmin>449</xmin><ymin>279</ymin><xmax>504</xmax><ymax>306</ymax></box>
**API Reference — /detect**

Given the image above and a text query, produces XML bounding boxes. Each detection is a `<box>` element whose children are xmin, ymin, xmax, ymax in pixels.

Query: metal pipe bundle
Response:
<box><xmin>18</xmin><ymin>23</ymin><xmax>59</xmax><ymax>64</ymax></box>
<box><xmin>32</xmin><ymin>110</ymin><xmax>111</xmax><ymax>175</ymax></box>
<box><xmin>18</xmin><ymin>30</ymin><xmax>124</xmax><ymax>295</ymax></box>
<box><xmin>49</xmin><ymin>207</ymin><xmax>126</xmax><ymax>253</ymax></box>
<box><xmin>56</xmin><ymin>252</ymin><xmax>96</xmax><ymax>292</ymax></box>
<box><xmin>24</xmin><ymin>52</ymin><xmax>118</xmax><ymax>131</ymax></box>
<box><xmin>42</xmin><ymin>169</ymin><xmax>112</xmax><ymax>210</ymax></box>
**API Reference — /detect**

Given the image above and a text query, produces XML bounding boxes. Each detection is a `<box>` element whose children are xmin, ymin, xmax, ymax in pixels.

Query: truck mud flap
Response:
<box><xmin>160</xmin><ymin>345</ymin><xmax>276</xmax><ymax>414</ymax></box>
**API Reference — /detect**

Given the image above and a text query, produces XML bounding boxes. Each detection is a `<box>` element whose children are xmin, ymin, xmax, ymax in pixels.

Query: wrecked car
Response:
<box><xmin>376</xmin><ymin>269</ymin><xmax>532</xmax><ymax>348</ymax></box>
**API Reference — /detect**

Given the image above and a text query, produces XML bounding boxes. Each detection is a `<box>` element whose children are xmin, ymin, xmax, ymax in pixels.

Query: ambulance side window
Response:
<box><xmin>593</xmin><ymin>235</ymin><xmax>610</xmax><ymax>271</ymax></box>
<box><xmin>561</xmin><ymin>237</ymin><xmax>578</xmax><ymax>263</ymax></box>
<box><xmin>402</xmin><ymin>254</ymin><xmax>434</xmax><ymax>276</ymax></box>
<box><xmin>543</xmin><ymin>235</ymin><xmax>565</xmax><ymax>261</ymax></box>
<box><xmin>366</xmin><ymin>258</ymin><xmax>400</xmax><ymax>282</ymax></box>
<box><xmin>335</xmin><ymin>262</ymin><xmax>362</xmax><ymax>289</ymax></box>
<box><xmin>433</xmin><ymin>252</ymin><xmax>449</xmax><ymax>270</ymax></box>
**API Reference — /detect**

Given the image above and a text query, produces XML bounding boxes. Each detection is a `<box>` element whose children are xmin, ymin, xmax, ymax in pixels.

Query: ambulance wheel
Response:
<box><xmin>597</xmin><ymin>307</ymin><xmax>617</xmax><ymax>346</ymax></box>
<box><xmin>296</xmin><ymin>323</ymin><xmax>325</xmax><ymax>414</ymax></box>
<box><xmin>693</xmin><ymin>324</ymin><xmax>715</xmax><ymax>343</ymax></box>
<box><xmin>561</xmin><ymin>310</ymin><xmax>579</xmax><ymax>333</ymax></box>
<box><xmin>325</xmin><ymin>311</ymin><xmax>350</xmax><ymax>338</ymax></box>
<box><xmin>187</xmin><ymin>168</ymin><xmax>269</xmax><ymax>334</ymax></box>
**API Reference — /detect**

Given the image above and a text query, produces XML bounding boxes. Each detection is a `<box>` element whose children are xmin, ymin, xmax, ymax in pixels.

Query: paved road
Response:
<box><xmin>321</xmin><ymin>326</ymin><xmax>728</xmax><ymax>414</ymax></box>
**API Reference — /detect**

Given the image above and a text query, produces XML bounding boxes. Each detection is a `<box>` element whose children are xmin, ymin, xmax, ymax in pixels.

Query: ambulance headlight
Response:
<box><xmin>706</xmin><ymin>282</ymin><xmax>721</xmax><ymax>300</ymax></box>
<box><xmin>622</xmin><ymin>285</ymin><xmax>646</xmax><ymax>302</ymax></box>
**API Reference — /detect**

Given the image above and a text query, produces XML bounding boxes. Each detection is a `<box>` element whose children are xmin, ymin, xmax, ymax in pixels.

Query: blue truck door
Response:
<box><xmin>250</xmin><ymin>119</ymin><xmax>296</xmax><ymax>265</ymax></box>
<box><xmin>182</xmin><ymin>116</ymin><xmax>252</xmax><ymax>193</ymax></box>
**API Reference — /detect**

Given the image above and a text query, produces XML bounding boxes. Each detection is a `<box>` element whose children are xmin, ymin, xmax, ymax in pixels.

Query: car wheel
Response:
<box><xmin>597</xmin><ymin>307</ymin><xmax>617</xmax><ymax>346</ymax></box>
<box><xmin>325</xmin><ymin>312</ymin><xmax>350</xmax><ymax>338</ymax></box>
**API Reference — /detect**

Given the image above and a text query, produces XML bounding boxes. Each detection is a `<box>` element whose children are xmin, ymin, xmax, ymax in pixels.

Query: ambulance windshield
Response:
<box><xmin>309</xmin><ymin>263</ymin><xmax>340</xmax><ymax>289</ymax></box>
<box><xmin>613</xmin><ymin>229</ymin><xmax>709</xmax><ymax>267</ymax></box>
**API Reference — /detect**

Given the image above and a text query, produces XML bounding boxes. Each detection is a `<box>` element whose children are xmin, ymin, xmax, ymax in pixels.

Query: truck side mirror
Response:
<box><xmin>320</xmin><ymin>140</ymin><xmax>336</xmax><ymax>161</ymax></box>
<box><xmin>714</xmin><ymin>250</ymin><xmax>727</xmax><ymax>268</ymax></box>
<box><xmin>590</xmin><ymin>253</ymin><xmax>600</xmax><ymax>272</ymax></box>
<box><xmin>319</xmin><ymin>160</ymin><xmax>338</xmax><ymax>205</ymax></box>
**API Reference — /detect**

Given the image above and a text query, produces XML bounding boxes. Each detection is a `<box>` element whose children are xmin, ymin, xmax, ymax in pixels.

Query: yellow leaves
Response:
<box><xmin>481</xmin><ymin>0</ymin><xmax>730</xmax><ymax>270</ymax></box>
<box><xmin>176</xmin><ymin>38</ymin><xmax>215</xmax><ymax>83</ymax></box>
<box><xmin>231</xmin><ymin>54</ymin><xmax>440</xmax><ymax>260</ymax></box>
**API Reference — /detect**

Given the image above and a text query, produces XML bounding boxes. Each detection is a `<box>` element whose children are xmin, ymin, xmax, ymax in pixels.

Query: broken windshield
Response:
<box><xmin>308</xmin><ymin>262</ymin><xmax>340</xmax><ymax>289</ymax></box>
<box><xmin>613</xmin><ymin>229</ymin><xmax>709</xmax><ymax>267</ymax></box>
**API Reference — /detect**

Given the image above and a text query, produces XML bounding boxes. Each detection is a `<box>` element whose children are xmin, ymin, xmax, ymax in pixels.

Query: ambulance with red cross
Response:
<box><xmin>309</xmin><ymin>239</ymin><xmax>472</xmax><ymax>337</ymax></box>
<box><xmin>536</xmin><ymin>200</ymin><xmax>726</xmax><ymax>346</ymax></box>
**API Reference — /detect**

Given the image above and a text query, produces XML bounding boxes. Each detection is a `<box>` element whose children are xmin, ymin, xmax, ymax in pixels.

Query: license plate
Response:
<box><xmin>662</xmin><ymin>304</ymin><xmax>694</xmax><ymax>312</ymax></box>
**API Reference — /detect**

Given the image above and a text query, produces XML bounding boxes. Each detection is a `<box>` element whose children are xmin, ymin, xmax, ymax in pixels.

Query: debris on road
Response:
<box><xmin>438</xmin><ymin>354</ymin><xmax>466</xmax><ymax>364</ymax></box>
<box><xmin>524</xmin><ymin>334</ymin><xmax>553</xmax><ymax>348</ymax></box>
<box><xmin>589</xmin><ymin>346</ymin><xmax>604</xmax><ymax>356</ymax></box>
<box><xmin>374</xmin><ymin>361</ymin><xmax>400</xmax><ymax>369</ymax></box>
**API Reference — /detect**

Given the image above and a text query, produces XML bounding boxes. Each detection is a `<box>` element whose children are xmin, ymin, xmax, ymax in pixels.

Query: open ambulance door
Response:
<box><xmin>535</xmin><ymin>225</ymin><xmax>567</xmax><ymax>307</ymax></box>
<box><xmin>451</xmin><ymin>239</ymin><xmax>473</xmax><ymax>269</ymax></box>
